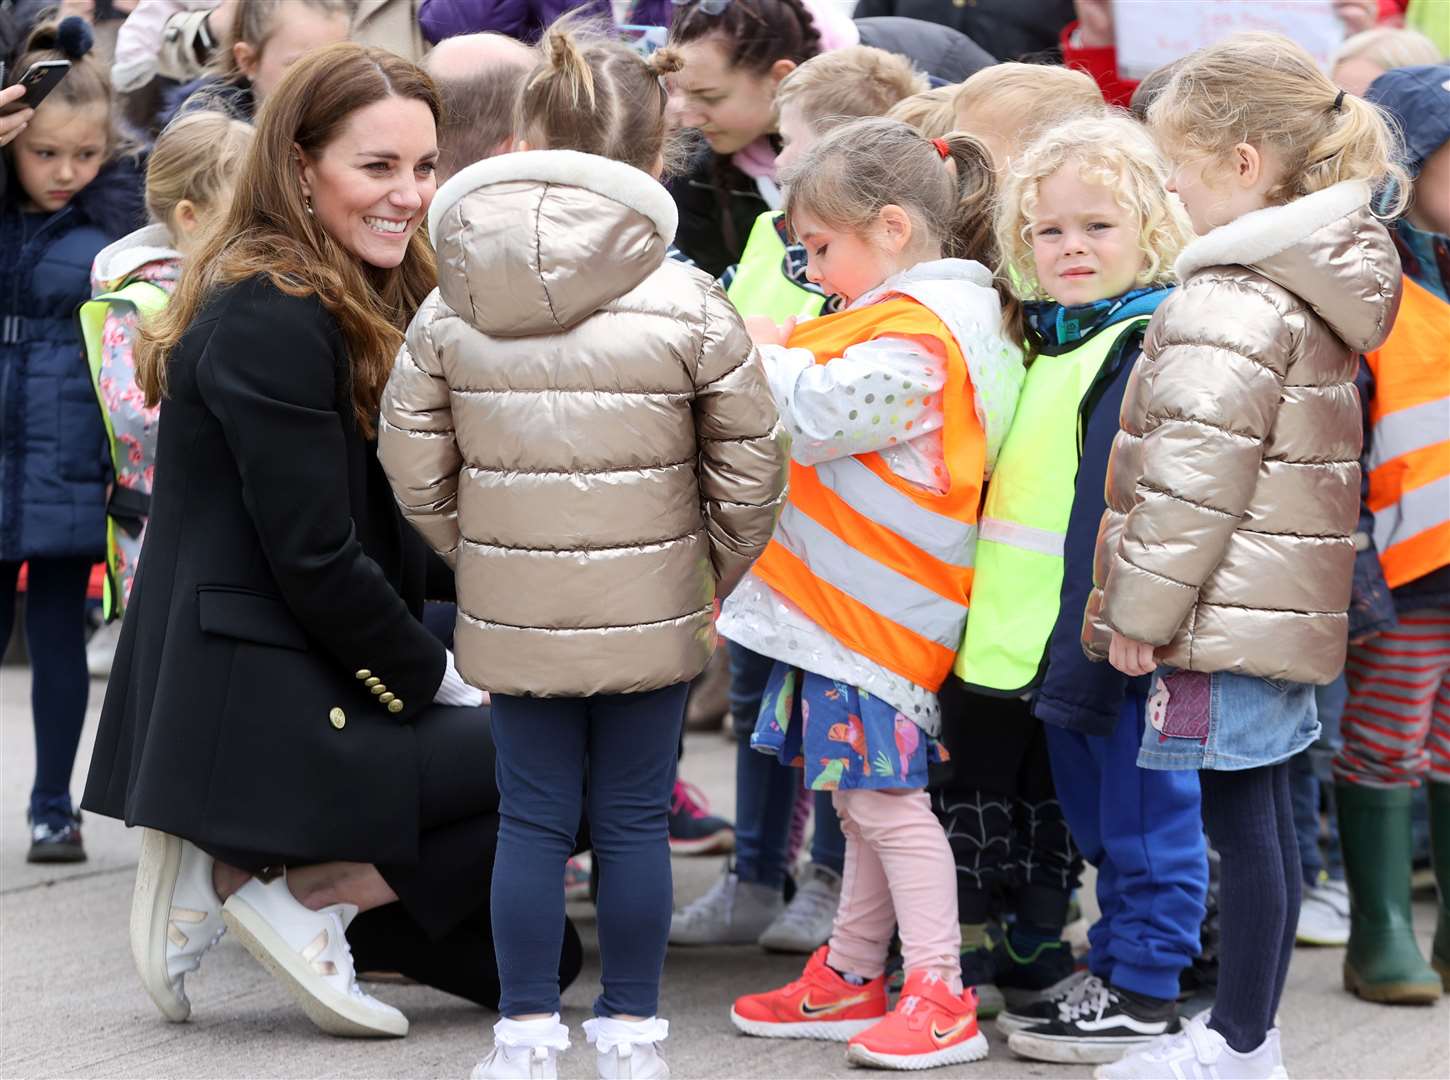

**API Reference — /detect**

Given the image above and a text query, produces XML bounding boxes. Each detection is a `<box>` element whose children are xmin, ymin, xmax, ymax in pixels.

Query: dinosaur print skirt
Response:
<box><xmin>750</xmin><ymin>662</ymin><xmax>948</xmax><ymax>791</ymax></box>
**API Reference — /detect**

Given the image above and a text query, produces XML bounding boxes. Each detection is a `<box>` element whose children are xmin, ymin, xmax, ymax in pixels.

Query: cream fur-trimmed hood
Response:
<box><xmin>1175</xmin><ymin>180</ymin><xmax>1401</xmax><ymax>353</ymax></box>
<box><xmin>428</xmin><ymin>150</ymin><xmax>680</xmax><ymax>337</ymax></box>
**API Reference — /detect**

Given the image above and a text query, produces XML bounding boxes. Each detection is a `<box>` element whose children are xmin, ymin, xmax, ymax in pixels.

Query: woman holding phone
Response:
<box><xmin>81</xmin><ymin>43</ymin><xmax>580</xmax><ymax>1039</ymax></box>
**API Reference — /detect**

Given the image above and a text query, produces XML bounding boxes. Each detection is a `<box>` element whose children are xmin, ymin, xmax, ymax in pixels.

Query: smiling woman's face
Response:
<box><xmin>298</xmin><ymin>96</ymin><xmax>439</xmax><ymax>270</ymax></box>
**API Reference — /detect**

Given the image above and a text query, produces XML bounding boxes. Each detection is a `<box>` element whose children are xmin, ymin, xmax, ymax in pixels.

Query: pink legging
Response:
<box><xmin>826</xmin><ymin>788</ymin><xmax>962</xmax><ymax>992</ymax></box>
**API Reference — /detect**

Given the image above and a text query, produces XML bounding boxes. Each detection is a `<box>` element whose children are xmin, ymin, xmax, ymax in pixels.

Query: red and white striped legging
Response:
<box><xmin>1334</xmin><ymin>609</ymin><xmax>1450</xmax><ymax>788</ymax></box>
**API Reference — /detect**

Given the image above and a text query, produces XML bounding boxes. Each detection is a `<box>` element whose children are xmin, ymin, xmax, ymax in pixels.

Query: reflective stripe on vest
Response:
<box><xmin>955</xmin><ymin>318</ymin><xmax>1150</xmax><ymax>692</ymax></box>
<box><xmin>78</xmin><ymin>280</ymin><xmax>170</xmax><ymax>620</ymax></box>
<box><xmin>725</xmin><ymin>211</ymin><xmax>827</xmax><ymax>323</ymax></box>
<box><xmin>1366</xmin><ymin>276</ymin><xmax>1450</xmax><ymax>589</ymax></box>
<box><xmin>751</xmin><ymin>297</ymin><xmax>989</xmax><ymax>691</ymax></box>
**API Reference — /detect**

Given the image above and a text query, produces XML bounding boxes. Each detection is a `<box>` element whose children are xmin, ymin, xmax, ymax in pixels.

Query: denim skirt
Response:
<box><xmin>1138</xmin><ymin>667</ymin><xmax>1321</xmax><ymax>772</ymax></box>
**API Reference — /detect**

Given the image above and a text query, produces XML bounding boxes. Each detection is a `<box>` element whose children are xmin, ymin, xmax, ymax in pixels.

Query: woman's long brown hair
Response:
<box><xmin>138</xmin><ymin>43</ymin><xmax>441</xmax><ymax>437</ymax></box>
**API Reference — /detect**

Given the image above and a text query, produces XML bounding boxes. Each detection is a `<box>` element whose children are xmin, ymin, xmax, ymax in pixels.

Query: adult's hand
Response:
<box><xmin>1074</xmin><ymin>0</ymin><xmax>1115</xmax><ymax>48</ymax></box>
<box><xmin>0</xmin><ymin>86</ymin><xmax>34</xmax><ymax>147</ymax></box>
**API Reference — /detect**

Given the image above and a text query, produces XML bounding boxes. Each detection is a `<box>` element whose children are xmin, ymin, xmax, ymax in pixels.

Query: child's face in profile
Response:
<box><xmin>11</xmin><ymin>100</ymin><xmax>108</xmax><ymax>214</ymax></box>
<box><xmin>794</xmin><ymin>206</ymin><xmax>901</xmax><ymax>308</ymax></box>
<box><xmin>1030</xmin><ymin>163</ymin><xmax>1146</xmax><ymax>305</ymax></box>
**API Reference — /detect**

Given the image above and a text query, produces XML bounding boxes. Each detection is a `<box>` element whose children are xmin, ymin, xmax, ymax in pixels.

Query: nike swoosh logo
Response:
<box><xmin>800</xmin><ymin>993</ymin><xmax>869</xmax><ymax>1017</ymax></box>
<box><xmin>931</xmin><ymin>1017</ymin><xmax>971</xmax><ymax>1044</ymax></box>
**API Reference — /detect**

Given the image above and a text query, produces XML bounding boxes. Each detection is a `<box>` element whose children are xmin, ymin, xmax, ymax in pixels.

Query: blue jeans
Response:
<box><xmin>1290</xmin><ymin>677</ymin><xmax>1346</xmax><ymax>884</ymax></box>
<box><xmin>728</xmin><ymin>641</ymin><xmax>846</xmax><ymax>886</ymax></box>
<box><xmin>490</xmin><ymin>682</ymin><xmax>688</xmax><ymax>1017</ymax></box>
<box><xmin>1046</xmin><ymin>688</ymin><xmax>1207</xmax><ymax>1001</ymax></box>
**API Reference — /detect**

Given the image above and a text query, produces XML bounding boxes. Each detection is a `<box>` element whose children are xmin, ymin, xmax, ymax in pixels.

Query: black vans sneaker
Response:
<box><xmin>997</xmin><ymin>969</ymin><xmax>1098</xmax><ymax>1036</ymax></box>
<box><xmin>27</xmin><ymin>808</ymin><xmax>86</xmax><ymax>863</ymax></box>
<box><xmin>1005</xmin><ymin>980</ymin><xmax>1178</xmax><ymax>1064</ymax></box>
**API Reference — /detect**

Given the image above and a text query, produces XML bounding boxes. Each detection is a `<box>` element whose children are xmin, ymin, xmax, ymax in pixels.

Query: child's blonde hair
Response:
<box><xmin>887</xmin><ymin>86</ymin><xmax>957</xmax><ymax>139</ymax></box>
<box><xmin>145</xmin><ymin>111</ymin><xmax>253</xmax><ymax>230</ymax></box>
<box><xmin>516</xmin><ymin>17</ymin><xmax>683</xmax><ymax>173</ymax></box>
<box><xmin>775</xmin><ymin>46</ymin><xmax>929</xmax><ymax>130</ymax></box>
<box><xmin>996</xmin><ymin>113</ymin><xmax>1192</xmax><ymax>301</ymax></box>
<box><xmin>953</xmin><ymin>63</ymin><xmax>1103</xmax><ymax>147</ymax></box>
<box><xmin>1331</xmin><ymin>27</ymin><xmax>1442</xmax><ymax>74</ymax></box>
<box><xmin>783</xmin><ymin>117</ymin><xmax>1023</xmax><ymax>341</ymax></box>
<box><xmin>1150</xmin><ymin>32</ymin><xmax>1409</xmax><ymax>216</ymax></box>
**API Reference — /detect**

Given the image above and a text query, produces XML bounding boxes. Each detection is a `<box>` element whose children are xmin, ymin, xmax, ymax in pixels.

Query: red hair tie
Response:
<box><xmin>931</xmin><ymin>137</ymin><xmax>951</xmax><ymax>160</ymax></box>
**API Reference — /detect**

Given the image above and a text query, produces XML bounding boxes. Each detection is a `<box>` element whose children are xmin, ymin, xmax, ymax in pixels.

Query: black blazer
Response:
<box><xmin>83</xmin><ymin>276</ymin><xmax>447</xmax><ymax>865</ymax></box>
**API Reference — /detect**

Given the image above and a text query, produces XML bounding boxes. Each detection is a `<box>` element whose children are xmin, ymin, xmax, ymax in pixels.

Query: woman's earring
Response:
<box><xmin>304</xmin><ymin>194</ymin><xmax>314</xmax><ymax>216</ymax></box>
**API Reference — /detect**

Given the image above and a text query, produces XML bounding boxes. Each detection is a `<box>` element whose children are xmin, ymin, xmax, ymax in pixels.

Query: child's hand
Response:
<box><xmin>1108</xmin><ymin>631</ymin><xmax>1158</xmax><ymax>677</ymax></box>
<box><xmin>745</xmin><ymin>315</ymin><xmax>797</xmax><ymax>347</ymax></box>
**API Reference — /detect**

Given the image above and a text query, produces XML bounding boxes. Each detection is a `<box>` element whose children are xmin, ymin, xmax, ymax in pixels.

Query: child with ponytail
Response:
<box><xmin>723</xmin><ymin>117</ymin><xmax>1025</xmax><ymax>1072</ymax></box>
<box><xmin>80</xmin><ymin>110</ymin><xmax>253</xmax><ymax>674</ymax></box>
<box><xmin>377</xmin><ymin>20</ymin><xmax>788</xmax><ymax>1080</ymax></box>
<box><xmin>1086</xmin><ymin>32</ymin><xmax>1406</xmax><ymax>1080</ymax></box>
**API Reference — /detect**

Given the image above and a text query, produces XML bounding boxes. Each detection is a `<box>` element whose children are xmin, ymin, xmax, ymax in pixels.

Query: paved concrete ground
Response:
<box><xmin>2</xmin><ymin>660</ymin><xmax>1447</xmax><ymax>1079</ymax></box>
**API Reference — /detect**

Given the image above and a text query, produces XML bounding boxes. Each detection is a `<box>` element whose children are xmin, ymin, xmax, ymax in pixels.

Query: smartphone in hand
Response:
<box><xmin>0</xmin><ymin>60</ymin><xmax>71</xmax><ymax>116</ymax></box>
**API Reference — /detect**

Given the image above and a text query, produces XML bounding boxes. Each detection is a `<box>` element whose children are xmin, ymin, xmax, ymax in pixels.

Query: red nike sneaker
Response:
<box><xmin>730</xmin><ymin>946</ymin><xmax>887</xmax><ymax>1041</ymax></box>
<box><xmin>846</xmin><ymin>969</ymin><xmax>990</xmax><ymax>1070</ymax></box>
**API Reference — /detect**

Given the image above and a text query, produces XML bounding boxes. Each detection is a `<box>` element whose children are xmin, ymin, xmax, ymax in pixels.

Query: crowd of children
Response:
<box><xmin>3</xmin><ymin>2</ymin><xmax>1449</xmax><ymax>1080</ymax></box>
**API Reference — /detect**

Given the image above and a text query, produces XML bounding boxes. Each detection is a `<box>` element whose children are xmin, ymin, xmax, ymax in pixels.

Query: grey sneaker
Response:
<box><xmin>669</xmin><ymin>865</ymin><xmax>783</xmax><ymax>946</ymax></box>
<box><xmin>1296</xmin><ymin>877</ymin><xmax>1350</xmax><ymax>946</ymax></box>
<box><xmin>758</xmin><ymin>864</ymin><xmax>841</xmax><ymax>953</ymax></box>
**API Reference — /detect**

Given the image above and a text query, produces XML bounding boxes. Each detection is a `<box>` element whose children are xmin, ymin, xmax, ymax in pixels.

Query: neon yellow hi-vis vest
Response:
<box><xmin>725</xmin><ymin>211</ymin><xmax>827</xmax><ymax>323</ymax></box>
<box><xmin>78</xmin><ymin>279</ymin><xmax>169</xmax><ymax>621</ymax></box>
<box><xmin>955</xmin><ymin>317</ymin><xmax>1151</xmax><ymax>693</ymax></box>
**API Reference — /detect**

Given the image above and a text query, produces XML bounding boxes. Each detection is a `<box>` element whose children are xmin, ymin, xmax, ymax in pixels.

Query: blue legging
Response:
<box><xmin>0</xmin><ymin>558</ymin><xmax>92</xmax><ymax>822</ymax></box>
<box><xmin>490</xmin><ymin>682</ymin><xmax>688</xmax><ymax>1018</ymax></box>
<box><xmin>728</xmin><ymin>641</ymin><xmax>846</xmax><ymax>886</ymax></box>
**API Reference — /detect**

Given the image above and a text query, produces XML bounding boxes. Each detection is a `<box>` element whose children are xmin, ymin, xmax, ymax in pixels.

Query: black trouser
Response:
<box><xmin>0</xmin><ymin>557</ymin><xmax>93</xmax><ymax>822</ymax></box>
<box><xmin>205</xmin><ymin>703</ymin><xmax>582</xmax><ymax>1009</ymax></box>
<box><xmin>929</xmin><ymin>679</ymin><xmax>1082</xmax><ymax>928</ymax></box>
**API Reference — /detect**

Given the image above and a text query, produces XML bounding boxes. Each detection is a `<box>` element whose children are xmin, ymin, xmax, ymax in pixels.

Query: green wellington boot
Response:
<box><xmin>1336</xmin><ymin>782</ymin><xmax>1442</xmax><ymax>1004</ymax></box>
<box><xmin>1430</xmin><ymin>783</ymin><xmax>1450</xmax><ymax>991</ymax></box>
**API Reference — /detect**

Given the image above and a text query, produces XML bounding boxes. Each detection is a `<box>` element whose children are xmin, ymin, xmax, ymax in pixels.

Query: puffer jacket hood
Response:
<box><xmin>90</xmin><ymin>223</ymin><xmax>183</xmax><ymax>293</ymax></box>
<box><xmin>427</xmin><ymin>150</ymin><xmax>679</xmax><ymax>336</ymax></box>
<box><xmin>382</xmin><ymin>149</ymin><xmax>789</xmax><ymax>698</ymax></box>
<box><xmin>1084</xmin><ymin>180</ymin><xmax>1403</xmax><ymax>684</ymax></box>
<box><xmin>1173</xmin><ymin>180</ymin><xmax>1397</xmax><ymax>353</ymax></box>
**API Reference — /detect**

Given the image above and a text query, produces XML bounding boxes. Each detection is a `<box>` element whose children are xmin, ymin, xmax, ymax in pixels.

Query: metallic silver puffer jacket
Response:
<box><xmin>379</xmin><ymin>151</ymin><xmax>789</xmax><ymax>697</ymax></box>
<box><xmin>1084</xmin><ymin>181</ymin><xmax>1402</xmax><ymax>684</ymax></box>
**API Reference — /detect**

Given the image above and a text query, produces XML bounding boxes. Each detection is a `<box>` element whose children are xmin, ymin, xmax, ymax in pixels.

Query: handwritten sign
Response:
<box><xmin>1115</xmin><ymin>0</ymin><xmax>1345</xmax><ymax>80</ymax></box>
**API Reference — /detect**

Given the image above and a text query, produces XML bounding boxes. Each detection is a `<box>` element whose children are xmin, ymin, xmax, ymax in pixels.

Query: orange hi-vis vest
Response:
<box><xmin>750</xmin><ymin>297</ymin><xmax>986</xmax><ymax>692</ymax></box>
<box><xmin>1366</xmin><ymin>275</ymin><xmax>1450</xmax><ymax>589</ymax></box>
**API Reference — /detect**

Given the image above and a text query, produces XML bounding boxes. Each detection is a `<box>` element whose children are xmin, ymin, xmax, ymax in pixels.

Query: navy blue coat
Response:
<box><xmin>1032</xmin><ymin>320</ymin><xmax>1152</xmax><ymax>736</ymax></box>
<box><xmin>0</xmin><ymin>157</ymin><xmax>146</xmax><ymax>561</ymax></box>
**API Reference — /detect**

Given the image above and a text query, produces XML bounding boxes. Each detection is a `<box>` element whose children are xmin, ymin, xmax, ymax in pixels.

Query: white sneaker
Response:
<box><xmin>472</xmin><ymin>1014</ymin><xmax>571</xmax><ymax>1079</ymax></box>
<box><xmin>1295</xmin><ymin>878</ymin><xmax>1350</xmax><ymax>947</ymax></box>
<box><xmin>222</xmin><ymin>875</ymin><xmax>408</xmax><ymax>1037</ymax></box>
<box><xmin>87</xmin><ymin>620</ymin><xmax>121</xmax><ymax>679</ymax></box>
<box><xmin>668</xmin><ymin>865</ymin><xmax>783</xmax><ymax>946</ymax></box>
<box><xmin>757</xmin><ymin>864</ymin><xmax>840</xmax><ymax>954</ymax></box>
<box><xmin>129</xmin><ymin>829</ymin><xmax>227</xmax><ymax>1022</ymax></box>
<box><xmin>1094</xmin><ymin>1015</ymin><xmax>1289</xmax><ymax>1079</ymax></box>
<box><xmin>584</xmin><ymin>1016</ymin><xmax>670</xmax><ymax>1080</ymax></box>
